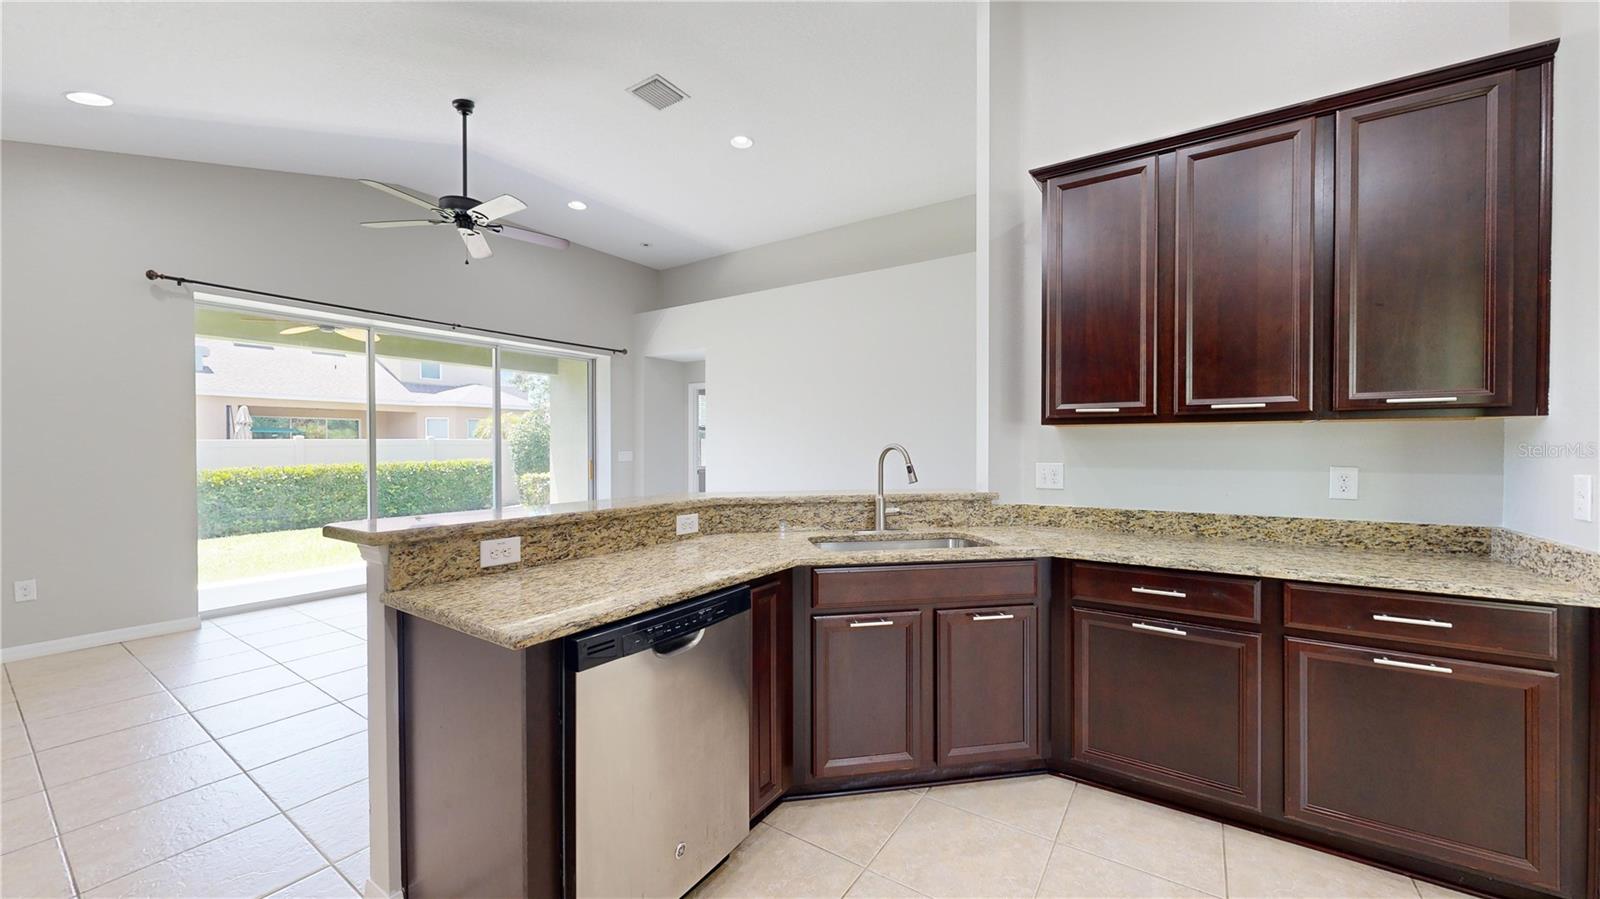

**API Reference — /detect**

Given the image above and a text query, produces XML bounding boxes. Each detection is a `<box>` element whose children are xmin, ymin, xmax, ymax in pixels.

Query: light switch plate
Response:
<box><xmin>1329</xmin><ymin>467</ymin><xmax>1359</xmax><ymax>500</ymax></box>
<box><xmin>480</xmin><ymin>537</ymin><xmax>521</xmax><ymax>568</ymax></box>
<box><xmin>1575</xmin><ymin>474</ymin><xmax>1594</xmax><ymax>522</ymax></box>
<box><xmin>1035</xmin><ymin>462</ymin><xmax>1066</xmax><ymax>490</ymax></box>
<box><xmin>617</xmin><ymin>450</ymin><xmax>634</xmax><ymax>463</ymax></box>
<box><xmin>13</xmin><ymin>579</ymin><xmax>37</xmax><ymax>603</ymax></box>
<box><xmin>676</xmin><ymin>513</ymin><xmax>700</xmax><ymax>536</ymax></box>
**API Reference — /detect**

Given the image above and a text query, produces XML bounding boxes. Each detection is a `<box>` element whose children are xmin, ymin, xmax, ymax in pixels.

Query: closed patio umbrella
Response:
<box><xmin>233</xmin><ymin>404</ymin><xmax>253</xmax><ymax>440</ymax></box>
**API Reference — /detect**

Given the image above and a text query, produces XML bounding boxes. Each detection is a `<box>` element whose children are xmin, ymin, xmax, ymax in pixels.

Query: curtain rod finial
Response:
<box><xmin>145</xmin><ymin>269</ymin><xmax>160</xmax><ymax>280</ymax></box>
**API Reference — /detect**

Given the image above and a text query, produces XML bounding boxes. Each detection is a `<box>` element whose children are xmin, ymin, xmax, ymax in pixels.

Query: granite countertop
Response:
<box><xmin>381</xmin><ymin>526</ymin><xmax>1600</xmax><ymax>651</ymax></box>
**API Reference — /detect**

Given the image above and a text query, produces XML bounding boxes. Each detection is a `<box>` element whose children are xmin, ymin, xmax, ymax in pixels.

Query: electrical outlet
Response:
<box><xmin>676</xmin><ymin>513</ymin><xmax>700</xmax><ymax>536</ymax></box>
<box><xmin>1329</xmin><ymin>466</ymin><xmax>1359</xmax><ymax>500</ymax></box>
<box><xmin>479</xmin><ymin>537</ymin><xmax>521</xmax><ymax>568</ymax></box>
<box><xmin>616</xmin><ymin>450</ymin><xmax>634</xmax><ymax>463</ymax></box>
<box><xmin>1575</xmin><ymin>475</ymin><xmax>1594</xmax><ymax>522</ymax></box>
<box><xmin>1035</xmin><ymin>462</ymin><xmax>1066</xmax><ymax>490</ymax></box>
<box><xmin>13</xmin><ymin>579</ymin><xmax>37</xmax><ymax>603</ymax></box>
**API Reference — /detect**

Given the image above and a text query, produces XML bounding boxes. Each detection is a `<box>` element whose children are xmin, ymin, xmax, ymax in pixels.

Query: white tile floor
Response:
<box><xmin>1</xmin><ymin>594</ymin><xmax>369</xmax><ymax>898</ymax></box>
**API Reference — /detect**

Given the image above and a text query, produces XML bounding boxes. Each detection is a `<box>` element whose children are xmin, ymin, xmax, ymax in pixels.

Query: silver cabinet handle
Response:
<box><xmin>1385</xmin><ymin>396</ymin><xmax>1458</xmax><ymax>404</ymax></box>
<box><xmin>1373</xmin><ymin>656</ymin><xmax>1453</xmax><ymax>674</ymax></box>
<box><xmin>1372</xmin><ymin>613</ymin><xmax>1453</xmax><ymax>629</ymax></box>
<box><xmin>1074</xmin><ymin>408</ymin><xmax>1119</xmax><ymax>413</ymax></box>
<box><xmin>1131</xmin><ymin>586</ymin><xmax>1187</xmax><ymax>598</ymax></box>
<box><xmin>849</xmin><ymin>619</ymin><xmax>895</xmax><ymax>629</ymax></box>
<box><xmin>971</xmin><ymin>612</ymin><xmax>1015</xmax><ymax>622</ymax></box>
<box><xmin>1131</xmin><ymin>622</ymin><xmax>1188</xmax><ymax>636</ymax></box>
<box><xmin>1210</xmin><ymin>402</ymin><xmax>1267</xmax><ymax>409</ymax></box>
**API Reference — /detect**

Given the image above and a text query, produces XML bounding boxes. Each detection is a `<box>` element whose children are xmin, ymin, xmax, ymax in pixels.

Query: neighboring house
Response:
<box><xmin>194</xmin><ymin>339</ymin><xmax>533</xmax><ymax>439</ymax></box>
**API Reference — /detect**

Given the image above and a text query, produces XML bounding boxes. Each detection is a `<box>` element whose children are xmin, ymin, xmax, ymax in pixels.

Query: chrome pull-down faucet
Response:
<box><xmin>874</xmin><ymin>444</ymin><xmax>919</xmax><ymax>532</ymax></box>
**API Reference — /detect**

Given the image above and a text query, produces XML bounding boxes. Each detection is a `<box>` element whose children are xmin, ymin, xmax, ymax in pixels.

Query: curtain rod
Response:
<box><xmin>143</xmin><ymin>269</ymin><xmax>628</xmax><ymax>356</ymax></box>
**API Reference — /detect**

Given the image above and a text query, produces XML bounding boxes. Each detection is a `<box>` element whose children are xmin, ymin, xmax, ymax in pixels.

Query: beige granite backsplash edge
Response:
<box><xmin>1491</xmin><ymin>529</ymin><xmax>1600</xmax><ymax>593</ymax></box>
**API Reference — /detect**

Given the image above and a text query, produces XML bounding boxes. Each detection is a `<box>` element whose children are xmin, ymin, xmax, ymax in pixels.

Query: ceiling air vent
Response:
<box><xmin>628</xmin><ymin>74</ymin><xmax>689</xmax><ymax>110</ymax></box>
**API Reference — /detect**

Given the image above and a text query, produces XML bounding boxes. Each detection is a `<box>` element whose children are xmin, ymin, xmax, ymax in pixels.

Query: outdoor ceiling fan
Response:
<box><xmin>278</xmin><ymin>323</ymin><xmax>375</xmax><ymax>343</ymax></box>
<box><xmin>359</xmin><ymin>98</ymin><xmax>570</xmax><ymax>262</ymax></box>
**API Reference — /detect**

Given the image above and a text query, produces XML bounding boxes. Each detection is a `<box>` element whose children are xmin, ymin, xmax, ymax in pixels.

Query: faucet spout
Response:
<box><xmin>875</xmin><ymin>444</ymin><xmax>918</xmax><ymax>532</ymax></box>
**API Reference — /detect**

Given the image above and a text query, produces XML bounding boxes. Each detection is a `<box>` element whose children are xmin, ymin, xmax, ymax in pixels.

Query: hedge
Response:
<box><xmin>517</xmin><ymin>472</ymin><xmax>551</xmax><ymax>506</ymax></box>
<box><xmin>198</xmin><ymin>460</ymin><xmax>495</xmax><ymax>538</ymax></box>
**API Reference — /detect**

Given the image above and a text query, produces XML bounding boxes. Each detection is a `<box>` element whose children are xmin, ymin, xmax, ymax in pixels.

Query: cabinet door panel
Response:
<box><xmin>1285</xmin><ymin>639</ymin><xmax>1561</xmax><ymax>891</ymax></box>
<box><xmin>811</xmin><ymin>611</ymin><xmax>928</xmax><ymax>779</ymax></box>
<box><xmin>936</xmin><ymin>606</ymin><xmax>1039</xmax><ymax>766</ymax></box>
<box><xmin>1176</xmin><ymin>119</ymin><xmax>1315</xmax><ymax>414</ymax></box>
<box><xmin>750</xmin><ymin>579</ymin><xmax>791</xmax><ymax>816</ymax></box>
<box><xmin>1335</xmin><ymin>73</ymin><xmax>1515</xmax><ymax>409</ymax></box>
<box><xmin>1073</xmin><ymin>609</ymin><xmax>1262</xmax><ymax>810</ymax></box>
<box><xmin>1043</xmin><ymin>156</ymin><xmax>1160</xmax><ymax>421</ymax></box>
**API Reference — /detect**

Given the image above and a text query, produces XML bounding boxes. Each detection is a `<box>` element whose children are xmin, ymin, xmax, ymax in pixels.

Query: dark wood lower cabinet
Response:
<box><xmin>811</xmin><ymin>610</ymin><xmax>930</xmax><ymax>779</ymax></box>
<box><xmin>1285</xmin><ymin>638</ymin><xmax>1563</xmax><ymax>892</ymax></box>
<box><xmin>750</xmin><ymin>577</ymin><xmax>792</xmax><ymax>816</ymax></box>
<box><xmin>936</xmin><ymin>605</ymin><xmax>1039</xmax><ymax>766</ymax></box>
<box><xmin>1073</xmin><ymin>608</ymin><xmax>1263</xmax><ymax>811</ymax></box>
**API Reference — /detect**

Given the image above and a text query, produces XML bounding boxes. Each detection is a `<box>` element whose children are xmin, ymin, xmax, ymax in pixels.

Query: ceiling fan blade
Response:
<box><xmin>491</xmin><ymin>222</ymin><xmax>571</xmax><ymax>250</ymax></box>
<box><xmin>358</xmin><ymin>179</ymin><xmax>441</xmax><ymax>212</ymax></box>
<box><xmin>361</xmin><ymin>219</ymin><xmax>444</xmax><ymax>228</ymax></box>
<box><xmin>459</xmin><ymin>228</ymin><xmax>493</xmax><ymax>260</ymax></box>
<box><xmin>279</xmin><ymin>325</ymin><xmax>318</xmax><ymax>335</ymax></box>
<box><xmin>334</xmin><ymin>328</ymin><xmax>369</xmax><ymax>342</ymax></box>
<box><xmin>469</xmin><ymin>194</ymin><xmax>527</xmax><ymax>224</ymax></box>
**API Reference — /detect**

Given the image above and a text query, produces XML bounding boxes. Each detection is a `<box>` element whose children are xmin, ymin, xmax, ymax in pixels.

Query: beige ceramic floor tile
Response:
<box><xmin>1037</xmin><ymin>844</ymin><xmax>1213</xmax><ymax>898</ymax></box>
<box><xmin>121</xmin><ymin>625</ymin><xmax>235</xmax><ymax>660</ymax></box>
<box><xmin>285</xmin><ymin>780</ymin><xmax>369</xmax><ymax>861</ymax></box>
<box><xmin>2</xmin><ymin>752</ymin><xmax>44</xmax><ymax>801</ymax></box>
<box><xmin>1413</xmin><ymin>879</ymin><xmax>1478</xmax><ymax>898</ymax></box>
<box><xmin>341</xmin><ymin>695</ymin><xmax>368</xmax><ymax>718</ymax></box>
<box><xmin>0</xmin><ymin>838</ymin><xmax>74</xmax><ymax>897</ymax></box>
<box><xmin>691</xmin><ymin>823</ymin><xmax>861</xmax><ymax>899</ymax></box>
<box><xmin>251</xmin><ymin>732</ymin><xmax>367</xmax><ymax>809</ymax></box>
<box><xmin>266</xmin><ymin>866</ymin><xmax>362</xmax><ymax>898</ymax></box>
<box><xmin>765</xmin><ymin>790</ymin><xmax>921</xmax><ymax>865</ymax></box>
<box><xmin>285</xmin><ymin>647</ymin><xmax>367</xmax><ymax>681</ymax></box>
<box><xmin>311</xmin><ymin>668</ymin><xmax>368</xmax><ymax>701</ymax></box>
<box><xmin>219</xmin><ymin>704</ymin><xmax>365</xmax><ymax>770</ymax></box>
<box><xmin>60</xmin><ymin>773</ymin><xmax>277</xmax><ymax>890</ymax></box>
<box><xmin>926</xmin><ymin>774</ymin><xmax>1076</xmax><ymax>838</ymax></box>
<box><xmin>24</xmin><ymin>691</ymin><xmax>188</xmax><ymax>751</ymax></box>
<box><xmin>149</xmin><ymin>648</ymin><xmax>277</xmax><ymax>688</ymax></box>
<box><xmin>48</xmin><ymin>741</ymin><xmax>241</xmax><ymax>832</ymax></box>
<box><xmin>320</xmin><ymin>612</ymin><xmax>368</xmax><ymax>632</ymax></box>
<box><xmin>1056</xmin><ymin>786</ymin><xmax>1225</xmax><ymax>897</ymax></box>
<box><xmin>170</xmin><ymin>665</ymin><xmax>301</xmax><ymax>710</ymax></box>
<box><xmin>1</xmin><ymin>714</ymin><xmax>32</xmax><ymax>760</ymax></box>
<box><xmin>294</xmin><ymin>595</ymin><xmax>366</xmax><ymax>622</ymax></box>
<box><xmin>15</xmin><ymin>670</ymin><xmax>166</xmax><ymax>720</ymax></box>
<box><xmin>261</xmin><ymin>632</ymin><xmax>364</xmax><ymax>664</ymax></box>
<box><xmin>127</xmin><ymin>636</ymin><xmax>256</xmax><ymax>671</ymax></box>
<box><xmin>192</xmin><ymin>683</ymin><xmax>336</xmax><ymax>739</ymax></box>
<box><xmin>5</xmin><ymin>645</ymin><xmax>134</xmax><ymax>685</ymax></box>
<box><xmin>211</xmin><ymin>609</ymin><xmax>316</xmax><ymax>638</ymax></box>
<box><xmin>1</xmin><ymin>790</ymin><xmax>57</xmax><ymax>852</ymax></box>
<box><xmin>35</xmin><ymin>714</ymin><xmax>210</xmax><ymax>787</ymax></box>
<box><xmin>80</xmin><ymin>814</ymin><xmax>324</xmax><ymax>899</ymax></box>
<box><xmin>844</xmin><ymin>871</ymin><xmax>925</xmax><ymax>898</ymax></box>
<box><xmin>1223</xmin><ymin>826</ymin><xmax>1419</xmax><ymax>898</ymax></box>
<box><xmin>241</xmin><ymin>622</ymin><xmax>343</xmax><ymax>649</ymax></box>
<box><xmin>869</xmin><ymin>796</ymin><xmax>1051</xmax><ymax>899</ymax></box>
<box><xmin>333</xmin><ymin>847</ymin><xmax>369</xmax><ymax>892</ymax></box>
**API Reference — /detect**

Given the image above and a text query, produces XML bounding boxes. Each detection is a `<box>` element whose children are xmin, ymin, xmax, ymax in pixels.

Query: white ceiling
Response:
<box><xmin>0</xmin><ymin>2</ymin><xmax>977</xmax><ymax>269</ymax></box>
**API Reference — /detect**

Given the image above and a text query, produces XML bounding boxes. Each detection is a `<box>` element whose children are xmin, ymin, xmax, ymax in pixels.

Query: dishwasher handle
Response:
<box><xmin>652</xmin><ymin>628</ymin><xmax>707</xmax><ymax>658</ymax></box>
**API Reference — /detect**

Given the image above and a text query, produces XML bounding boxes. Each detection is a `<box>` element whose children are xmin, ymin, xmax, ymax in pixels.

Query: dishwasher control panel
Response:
<box><xmin>568</xmin><ymin>585</ymin><xmax>752</xmax><ymax>672</ymax></box>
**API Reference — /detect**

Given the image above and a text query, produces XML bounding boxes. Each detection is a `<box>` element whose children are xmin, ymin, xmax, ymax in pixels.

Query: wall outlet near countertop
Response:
<box><xmin>1329</xmin><ymin>466</ymin><xmax>1359</xmax><ymax>500</ymax></box>
<box><xmin>1575</xmin><ymin>475</ymin><xmax>1594</xmax><ymax>522</ymax></box>
<box><xmin>1035</xmin><ymin>462</ymin><xmax>1066</xmax><ymax>490</ymax></box>
<box><xmin>480</xmin><ymin>537</ymin><xmax>521</xmax><ymax>568</ymax></box>
<box><xmin>13</xmin><ymin>579</ymin><xmax>37</xmax><ymax>603</ymax></box>
<box><xmin>676</xmin><ymin>513</ymin><xmax>700</xmax><ymax>536</ymax></box>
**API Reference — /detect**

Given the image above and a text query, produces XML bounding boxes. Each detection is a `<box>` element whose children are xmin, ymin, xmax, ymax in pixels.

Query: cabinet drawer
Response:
<box><xmin>812</xmin><ymin>561</ymin><xmax>1037</xmax><ymax>611</ymax></box>
<box><xmin>1284</xmin><ymin>583</ymin><xmax>1558</xmax><ymax>663</ymax></box>
<box><xmin>1071</xmin><ymin>563</ymin><xmax>1261</xmax><ymax>625</ymax></box>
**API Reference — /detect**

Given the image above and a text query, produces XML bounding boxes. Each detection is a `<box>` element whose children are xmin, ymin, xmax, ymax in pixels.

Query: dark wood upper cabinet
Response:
<box><xmin>750</xmin><ymin>578</ymin><xmax>791</xmax><ymax>817</ymax></box>
<box><xmin>1175</xmin><ymin>119</ymin><xmax>1315</xmax><ymax>415</ymax></box>
<box><xmin>811</xmin><ymin>610</ymin><xmax>929</xmax><ymax>779</ymax></box>
<box><xmin>1334</xmin><ymin>73</ymin><xmax>1516</xmax><ymax>410</ymax></box>
<box><xmin>1042</xmin><ymin>156</ymin><xmax>1160</xmax><ymax>422</ymax></box>
<box><xmin>936</xmin><ymin>605</ymin><xmax>1039</xmax><ymax>766</ymax></box>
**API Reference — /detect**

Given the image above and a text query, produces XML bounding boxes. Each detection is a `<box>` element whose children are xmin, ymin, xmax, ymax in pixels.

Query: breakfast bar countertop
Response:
<box><xmin>378</xmin><ymin>525</ymin><xmax>1600</xmax><ymax>651</ymax></box>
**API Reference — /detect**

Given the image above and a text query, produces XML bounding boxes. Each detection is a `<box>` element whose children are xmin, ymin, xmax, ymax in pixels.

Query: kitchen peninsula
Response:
<box><xmin>326</xmin><ymin>491</ymin><xmax>1599</xmax><ymax>899</ymax></box>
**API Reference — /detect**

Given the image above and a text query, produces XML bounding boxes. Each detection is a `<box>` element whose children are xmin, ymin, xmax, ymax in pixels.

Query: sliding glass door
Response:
<box><xmin>373</xmin><ymin>332</ymin><xmax>496</xmax><ymax>517</ymax></box>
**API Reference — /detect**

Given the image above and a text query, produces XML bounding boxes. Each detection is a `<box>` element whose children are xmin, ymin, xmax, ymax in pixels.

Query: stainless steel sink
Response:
<box><xmin>811</xmin><ymin>536</ymin><xmax>987</xmax><ymax>552</ymax></box>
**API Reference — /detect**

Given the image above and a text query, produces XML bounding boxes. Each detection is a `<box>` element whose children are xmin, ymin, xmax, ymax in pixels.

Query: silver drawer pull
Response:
<box><xmin>1372</xmin><ymin>613</ymin><xmax>1453</xmax><ymax>629</ymax></box>
<box><xmin>1385</xmin><ymin>396</ymin><xmax>1458</xmax><ymax>404</ymax></box>
<box><xmin>1131</xmin><ymin>622</ymin><xmax>1188</xmax><ymax>636</ymax></box>
<box><xmin>1210</xmin><ymin>402</ymin><xmax>1267</xmax><ymax>409</ymax></box>
<box><xmin>1131</xmin><ymin>586</ymin><xmax>1187</xmax><ymax>599</ymax></box>
<box><xmin>848</xmin><ymin>619</ymin><xmax>895</xmax><ymax>629</ymax></box>
<box><xmin>1074</xmin><ymin>408</ymin><xmax>1120</xmax><ymax>413</ymax></box>
<box><xmin>1373</xmin><ymin>656</ymin><xmax>1453</xmax><ymax>674</ymax></box>
<box><xmin>970</xmin><ymin>612</ymin><xmax>1015</xmax><ymax>622</ymax></box>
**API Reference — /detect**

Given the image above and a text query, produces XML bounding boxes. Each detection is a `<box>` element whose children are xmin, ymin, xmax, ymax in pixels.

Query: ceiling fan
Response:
<box><xmin>359</xmin><ymin>98</ymin><xmax>570</xmax><ymax>262</ymax></box>
<box><xmin>278</xmin><ymin>323</ymin><xmax>375</xmax><ymax>343</ymax></box>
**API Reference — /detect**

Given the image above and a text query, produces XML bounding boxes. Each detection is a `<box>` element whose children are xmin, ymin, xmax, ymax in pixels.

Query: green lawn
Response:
<box><xmin>198</xmin><ymin>527</ymin><xmax>362</xmax><ymax>584</ymax></box>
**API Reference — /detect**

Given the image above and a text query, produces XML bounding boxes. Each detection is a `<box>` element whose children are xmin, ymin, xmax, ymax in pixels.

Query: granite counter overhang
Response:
<box><xmin>375</xmin><ymin>525</ymin><xmax>1600</xmax><ymax>652</ymax></box>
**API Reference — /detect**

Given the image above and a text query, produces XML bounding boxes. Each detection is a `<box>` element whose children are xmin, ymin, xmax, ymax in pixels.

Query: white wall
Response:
<box><xmin>635</xmin><ymin>254</ymin><xmax>978</xmax><ymax>494</ymax></box>
<box><xmin>987</xmin><ymin>2</ymin><xmax>1534</xmax><ymax>526</ymax></box>
<box><xmin>0</xmin><ymin>142</ymin><xmax>657</xmax><ymax>649</ymax></box>
<box><xmin>636</xmin><ymin>358</ymin><xmax>698</xmax><ymax>495</ymax></box>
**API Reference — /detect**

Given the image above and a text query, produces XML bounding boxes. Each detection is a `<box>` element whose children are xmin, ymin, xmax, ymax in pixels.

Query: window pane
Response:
<box><xmin>501</xmin><ymin>350</ymin><xmax>591</xmax><ymax>506</ymax></box>
<box><xmin>375</xmin><ymin>332</ymin><xmax>495</xmax><ymax>516</ymax></box>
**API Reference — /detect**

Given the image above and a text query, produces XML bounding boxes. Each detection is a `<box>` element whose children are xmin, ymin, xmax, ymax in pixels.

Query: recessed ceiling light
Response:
<box><xmin>567</xmin><ymin>200</ymin><xmax>588</xmax><ymax>211</ymax></box>
<box><xmin>729</xmin><ymin>135</ymin><xmax>754</xmax><ymax>150</ymax></box>
<box><xmin>64</xmin><ymin>91</ymin><xmax>114</xmax><ymax>107</ymax></box>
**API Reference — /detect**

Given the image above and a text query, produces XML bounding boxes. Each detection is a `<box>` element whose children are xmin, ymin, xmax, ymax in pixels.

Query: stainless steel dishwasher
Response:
<box><xmin>569</xmin><ymin>586</ymin><xmax>751</xmax><ymax>898</ymax></box>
